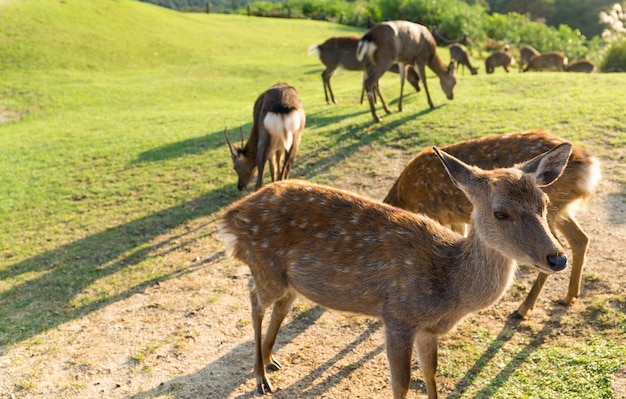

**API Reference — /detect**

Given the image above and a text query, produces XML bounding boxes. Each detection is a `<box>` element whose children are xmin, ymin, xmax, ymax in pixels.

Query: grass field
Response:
<box><xmin>1</xmin><ymin>1</ymin><xmax>625</xmax><ymax>398</ymax></box>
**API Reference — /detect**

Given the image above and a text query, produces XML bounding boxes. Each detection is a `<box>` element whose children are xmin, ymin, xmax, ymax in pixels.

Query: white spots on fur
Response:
<box><xmin>404</xmin><ymin>259</ymin><xmax>414</xmax><ymax>266</ymax></box>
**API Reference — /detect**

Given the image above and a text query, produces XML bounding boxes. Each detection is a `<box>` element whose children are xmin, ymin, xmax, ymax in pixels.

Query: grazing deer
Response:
<box><xmin>384</xmin><ymin>130</ymin><xmax>601</xmax><ymax>318</ymax></box>
<box><xmin>524</xmin><ymin>51</ymin><xmax>568</xmax><ymax>72</ymax></box>
<box><xmin>308</xmin><ymin>36</ymin><xmax>421</xmax><ymax>104</ymax></box>
<box><xmin>485</xmin><ymin>50</ymin><xmax>514</xmax><ymax>73</ymax></box>
<box><xmin>219</xmin><ymin>144</ymin><xmax>571</xmax><ymax>399</ymax></box>
<box><xmin>449</xmin><ymin>43</ymin><xmax>478</xmax><ymax>75</ymax></box>
<box><xmin>356</xmin><ymin>20</ymin><xmax>457</xmax><ymax>122</ymax></box>
<box><xmin>519</xmin><ymin>44</ymin><xmax>540</xmax><ymax>72</ymax></box>
<box><xmin>565</xmin><ymin>60</ymin><xmax>596</xmax><ymax>73</ymax></box>
<box><xmin>224</xmin><ymin>83</ymin><xmax>305</xmax><ymax>191</ymax></box>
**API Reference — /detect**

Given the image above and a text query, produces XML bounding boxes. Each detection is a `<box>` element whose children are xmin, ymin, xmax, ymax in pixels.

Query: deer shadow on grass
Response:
<box><xmin>445</xmin><ymin>309</ymin><xmax>566</xmax><ymax>399</ymax></box>
<box><xmin>127</xmin><ymin>314</ymin><xmax>386</xmax><ymax>399</ymax></box>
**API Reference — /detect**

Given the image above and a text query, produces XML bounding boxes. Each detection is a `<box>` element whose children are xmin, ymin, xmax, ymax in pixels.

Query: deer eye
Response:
<box><xmin>494</xmin><ymin>211</ymin><xmax>509</xmax><ymax>220</ymax></box>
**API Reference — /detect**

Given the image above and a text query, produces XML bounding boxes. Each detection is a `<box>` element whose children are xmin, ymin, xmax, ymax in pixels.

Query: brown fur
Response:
<box><xmin>383</xmin><ymin>130</ymin><xmax>601</xmax><ymax>317</ymax></box>
<box><xmin>485</xmin><ymin>50</ymin><xmax>514</xmax><ymax>73</ymax></box>
<box><xmin>565</xmin><ymin>60</ymin><xmax>596</xmax><ymax>73</ymax></box>
<box><xmin>449</xmin><ymin>43</ymin><xmax>478</xmax><ymax>75</ymax></box>
<box><xmin>224</xmin><ymin>83</ymin><xmax>305</xmax><ymax>191</ymax></box>
<box><xmin>308</xmin><ymin>36</ymin><xmax>421</xmax><ymax>104</ymax></box>
<box><xmin>356</xmin><ymin>21</ymin><xmax>457</xmax><ymax>122</ymax></box>
<box><xmin>219</xmin><ymin>145</ymin><xmax>572</xmax><ymax>398</ymax></box>
<box><xmin>518</xmin><ymin>45</ymin><xmax>540</xmax><ymax>71</ymax></box>
<box><xmin>524</xmin><ymin>51</ymin><xmax>568</xmax><ymax>72</ymax></box>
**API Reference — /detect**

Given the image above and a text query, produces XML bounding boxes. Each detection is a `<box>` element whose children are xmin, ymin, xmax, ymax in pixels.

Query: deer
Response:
<box><xmin>383</xmin><ymin>130</ymin><xmax>601</xmax><ymax>318</ymax></box>
<box><xmin>449</xmin><ymin>43</ymin><xmax>478</xmax><ymax>75</ymax></box>
<box><xmin>524</xmin><ymin>51</ymin><xmax>568</xmax><ymax>72</ymax></box>
<box><xmin>219</xmin><ymin>143</ymin><xmax>572</xmax><ymax>399</ymax></box>
<box><xmin>518</xmin><ymin>44</ymin><xmax>540</xmax><ymax>72</ymax></box>
<box><xmin>485</xmin><ymin>50</ymin><xmax>514</xmax><ymax>73</ymax></box>
<box><xmin>308</xmin><ymin>36</ymin><xmax>421</xmax><ymax>105</ymax></box>
<box><xmin>565</xmin><ymin>60</ymin><xmax>596</xmax><ymax>73</ymax></box>
<box><xmin>224</xmin><ymin>82</ymin><xmax>305</xmax><ymax>191</ymax></box>
<box><xmin>356</xmin><ymin>20</ymin><xmax>457</xmax><ymax>123</ymax></box>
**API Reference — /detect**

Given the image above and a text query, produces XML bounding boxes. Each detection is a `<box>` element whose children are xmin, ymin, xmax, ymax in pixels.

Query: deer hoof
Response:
<box><xmin>257</xmin><ymin>379</ymin><xmax>273</xmax><ymax>394</ymax></box>
<box><xmin>266</xmin><ymin>359</ymin><xmax>281</xmax><ymax>371</ymax></box>
<box><xmin>510</xmin><ymin>310</ymin><xmax>526</xmax><ymax>320</ymax></box>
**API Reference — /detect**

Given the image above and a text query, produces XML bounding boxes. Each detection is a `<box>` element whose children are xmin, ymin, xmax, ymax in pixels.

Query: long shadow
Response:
<box><xmin>0</xmin><ymin>185</ymin><xmax>235</xmax><ymax>350</ymax></box>
<box><xmin>127</xmin><ymin>314</ymin><xmax>385</xmax><ymax>399</ymax></box>
<box><xmin>445</xmin><ymin>309</ymin><xmax>566</xmax><ymax>398</ymax></box>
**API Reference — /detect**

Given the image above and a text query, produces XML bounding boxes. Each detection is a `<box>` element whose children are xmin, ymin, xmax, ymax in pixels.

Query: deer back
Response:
<box><xmin>384</xmin><ymin>130</ymin><xmax>600</xmax><ymax>227</ymax></box>
<box><xmin>520</xmin><ymin>45</ymin><xmax>540</xmax><ymax>64</ymax></box>
<box><xmin>486</xmin><ymin>51</ymin><xmax>513</xmax><ymax>69</ymax></box>
<box><xmin>316</xmin><ymin>36</ymin><xmax>363</xmax><ymax>71</ymax></box>
<box><xmin>525</xmin><ymin>51</ymin><xmax>568</xmax><ymax>71</ymax></box>
<box><xmin>565</xmin><ymin>60</ymin><xmax>596</xmax><ymax>73</ymax></box>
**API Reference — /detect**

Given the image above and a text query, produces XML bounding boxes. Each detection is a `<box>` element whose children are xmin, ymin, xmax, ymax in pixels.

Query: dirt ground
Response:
<box><xmin>1</xmin><ymin>156</ymin><xmax>625</xmax><ymax>399</ymax></box>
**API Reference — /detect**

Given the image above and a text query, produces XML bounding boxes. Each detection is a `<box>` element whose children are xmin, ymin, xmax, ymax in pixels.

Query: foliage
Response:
<box><xmin>598</xmin><ymin>3</ymin><xmax>626</xmax><ymax>71</ymax></box>
<box><xmin>483</xmin><ymin>13</ymin><xmax>590</xmax><ymax>59</ymax></box>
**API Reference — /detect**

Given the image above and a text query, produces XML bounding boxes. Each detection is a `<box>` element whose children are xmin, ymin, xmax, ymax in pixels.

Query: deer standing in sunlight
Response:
<box><xmin>524</xmin><ymin>51</ymin><xmax>568</xmax><ymax>72</ymax></box>
<box><xmin>356</xmin><ymin>20</ymin><xmax>457</xmax><ymax>122</ymax></box>
<box><xmin>224</xmin><ymin>83</ymin><xmax>305</xmax><ymax>191</ymax></box>
<box><xmin>384</xmin><ymin>130</ymin><xmax>601</xmax><ymax>318</ymax></box>
<box><xmin>219</xmin><ymin>143</ymin><xmax>572</xmax><ymax>399</ymax></box>
<box><xmin>485</xmin><ymin>49</ymin><xmax>514</xmax><ymax>73</ymax></box>
<box><xmin>449</xmin><ymin>43</ymin><xmax>478</xmax><ymax>75</ymax></box>
<box><xmin>308</xmin><ymin>36</ymin><xmax>421</xmax><ymax>105</ymax></box>
<box><xmin>519</xmin><ymin>44</ymin><xmax>540</xmax><ymax>71</ymax></box>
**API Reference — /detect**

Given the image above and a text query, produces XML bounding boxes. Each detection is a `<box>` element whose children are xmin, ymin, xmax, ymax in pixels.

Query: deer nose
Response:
<box><xmin>547</xmin><ymin>254</ymin><xmax>568</xmax><ymax>271</ymax></box>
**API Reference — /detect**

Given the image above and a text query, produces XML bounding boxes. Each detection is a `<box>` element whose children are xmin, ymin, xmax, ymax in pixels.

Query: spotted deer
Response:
<box><xmin>449</xmin><ymin>43</ymin><xmax>478</xmax><ymax>75</ymax></box>
<box><xmin>356</xmin><ymin>20</ymin><xmax>457</xmax><ymax>122</ymax></box>
<box><xmin>224</xmin><ymin>83</ymin><xmax>305</xmax><ymax>191</ymax></box>
<box><xmin>524</xmin><ymin>51</ymin><xmax>568</xmax><ymax>72</ymax></box>
<box><xmin>219</xmin><ymin>144</ymin><xmax>571</xmax><ymax>399</ymax></box>
<box><xmin>308</xmin><ymin>36</ymin><xmax>421</xmax><ymax>104</ymax></box>
<box><xmin>384</xmin><ymin>130</ymin><xmax>601</xmax><ymax>318</ymax></box>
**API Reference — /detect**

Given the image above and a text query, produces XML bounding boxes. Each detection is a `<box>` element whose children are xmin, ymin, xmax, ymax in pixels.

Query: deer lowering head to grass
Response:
<box><xmin>485</xmin><ymin>50</ymin><xmax>515</xmax><ymax>73</ymax></box>
<box><xmin>308</xmin><ymin>36</ymin><xmax>421</xmax><ymax>105</ymax></box>
<box><xmin>224</xmin><ymin>82</ymin><xmax>305</xmax><ymax>191</ymax></box>
<box><xmin>219</xmin><ymin>143</ymin><xmax>571</xmax><ymax>399</ymax></box>
<box><xmin>519</xmin><ymin>44</ymin><xmax>540</xmax><ymax>71</ymax></box>
<box><xmin>449</xmin><ymin>43</ymin><xmax>478</xmax><ymax>75</ymax></box>
<box><xmin>384</xmin><ymin>130</ymin><xmax>601</xmax><ymax>318</ymax></box>
<box><xmin>565</xmin><ymin>59</ymin><xmax>596</xmax><ymax>73</ymax></box>
<box><xmin>356</xmin><ymin>20</ymin><xmax>457</xmax><ymax>122</ymax></box>
<box><xmin>524</xmin><ymin>51</ymin><xmax>568</xmax><ymax>72</ymax></box>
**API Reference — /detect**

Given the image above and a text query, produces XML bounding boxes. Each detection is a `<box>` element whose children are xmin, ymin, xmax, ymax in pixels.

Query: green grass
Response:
<box><xmin>1</xmin><ymin>1</ymin><xmax>625</xmax><ymax>398</ymax></box>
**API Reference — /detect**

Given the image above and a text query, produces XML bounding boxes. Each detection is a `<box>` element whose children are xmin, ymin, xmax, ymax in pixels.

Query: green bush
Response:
<box><xmin>600</xmin><ymin>37</ymin><xmax>626</xmax><ymax>71</ymax></box>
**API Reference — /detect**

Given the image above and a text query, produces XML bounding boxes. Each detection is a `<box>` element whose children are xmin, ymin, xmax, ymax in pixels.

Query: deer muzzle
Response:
<box><xmin>547</xmin><ymin>253</ymin><xmax>568</xmax><ymax>272</ymax></box>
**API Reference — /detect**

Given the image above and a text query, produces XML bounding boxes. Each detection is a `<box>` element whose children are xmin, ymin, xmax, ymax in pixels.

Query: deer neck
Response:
<box><xmin>427</xmin><ymin>51</ymin><xmax>449</xmax><ymax>78</ymax></box>
<box><xmin>243</xmin><ymin>125</ymin><xmax>259</xmax><ymax>157</ymax></box>
<box><xmin>455</xmin><ymin>225</ymin><xmax>517</xmax><ymax>310</ymax></box>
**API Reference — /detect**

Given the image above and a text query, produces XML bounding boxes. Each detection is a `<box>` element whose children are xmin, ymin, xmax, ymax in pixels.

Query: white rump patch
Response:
<box><xmin>217</xmin><ymin>223</ymin><xmax>238</xmax><ymax>257</ymax></box>
<box><xmin>264</xmin><ymin>111</ymin><xmax>302</xmax><ymax>151</ymax></box>
<box><xmin>578</xmin><ymin>156</ymin><xmax>602</xmax><ymax>195</ymax></box>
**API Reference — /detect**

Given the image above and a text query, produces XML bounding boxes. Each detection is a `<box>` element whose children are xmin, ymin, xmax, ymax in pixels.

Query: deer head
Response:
<box><xmin>224</xmin><ymin>128</ymin><xmax>257</xmax><ymax>191</ymax></box>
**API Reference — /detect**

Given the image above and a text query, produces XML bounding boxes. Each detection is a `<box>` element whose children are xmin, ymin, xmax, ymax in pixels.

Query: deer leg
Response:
<box><xmin>250</xmin><ymin>288</ymin><xmax>273</xmax><ymax>394</ymax></box>
<box><xmin>415</xmin><ymin>63</ymin><xmax>434</xmax><ymax>109</ymax></box>
<box><xmin>555</xmin><ymin>215</ymin><xmax>589</xmax><ymax>304</ymax></box>
<box><xmin>415</xmin><ymin>332</ymin><xmax>439</xmax><ymax>399</ymax></box>
<box><xmin>364</xmin><ymin>60</ymin><xmax>394</xmax><ymax>122</ymax></box>
<box><xmin>397</xmin><ymin>63</ymin><xmax>406</xmax><ymax>112</ymax></box>
<box><xmin>268</xmin><ymin>150</ymin><xmax>279</xmax><ymax>182</ymax></box>
<box><xmin>262</xmin><ymin>290</ymin><xmax>297</xmax><ymax>371</ymax></box>
<box><xmin>375</xmin><ymin>80</ymin><xmax>392</xmax><ymax>114</ymax></box>
<box><xmin>322</xmin><ymin>69</ymin><xmax>336</xmax><ymax>104</ymax></box>
<box><xmin>255</xmin><ymin>135</ymin><xmax>272</xmax><ymax>190</ymax></box>
<box><xmin>385</xmin><ymin>324</ymin><xmax>415</xmax><ymax>399</ymax></box>
<box><xmin>513</xmin><ymin>272</ymin><xmax>549</xmax><ymax>319</ymax></box>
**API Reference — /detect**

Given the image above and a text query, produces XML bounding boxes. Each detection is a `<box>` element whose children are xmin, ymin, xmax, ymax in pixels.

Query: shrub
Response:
<box><xmin>600</xmin><ymin>37</ymin><xmax>626</xmax><ymax>71</ymax></box>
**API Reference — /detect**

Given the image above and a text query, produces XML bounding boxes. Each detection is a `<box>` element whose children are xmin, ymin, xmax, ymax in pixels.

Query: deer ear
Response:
<box><xmin>433</xmin><ymin>147</ymin><xmax>483</xmax><ymax>195</ymax></box>
<box><xmin>519</xmin><ymin>142</ymin><xmax>572</xmax><ymax>187</ymax></box>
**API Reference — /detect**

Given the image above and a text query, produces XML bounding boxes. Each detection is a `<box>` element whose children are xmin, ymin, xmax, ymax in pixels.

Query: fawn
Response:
<box><xmin>219</xmin><ymin>144</ymin><xmax>571</xmax><ymax>399</ymax></box>
<box><xmin>384</xmin><ymin>130</ymin><xmax>601</xmax><ymax>318</ymax></box>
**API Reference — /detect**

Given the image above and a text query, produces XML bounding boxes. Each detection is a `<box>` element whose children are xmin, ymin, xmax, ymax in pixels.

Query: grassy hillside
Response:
<box><xmin>0</xmin><ymin>1</ymin><xmax>625</xmax><ymax>398</ymax></box>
